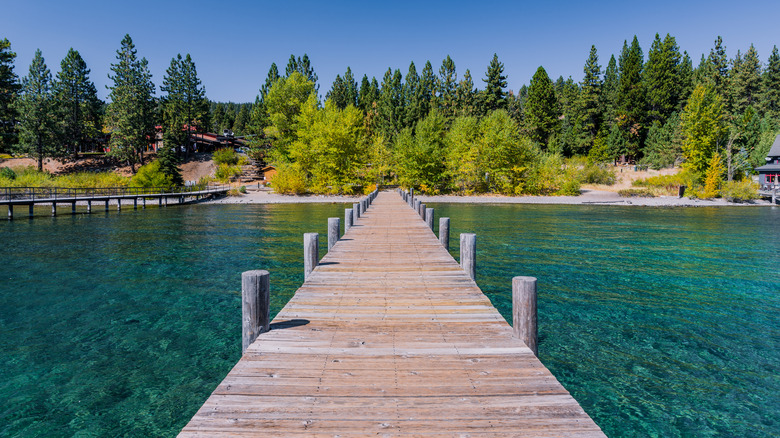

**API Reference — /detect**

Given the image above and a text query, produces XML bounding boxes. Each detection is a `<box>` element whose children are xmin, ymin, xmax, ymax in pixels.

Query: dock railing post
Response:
<box><xmin>460</xmin><ymin>233</ymin><xmax>476</xmax><ymax>280</ymax></box>
<box><xmin>242</xmin><ymin>270</ymin><xmax>270</xmax><ymax>354</ymax></box>
<box><xmin>328</xmin><ymin>217</ymin><xmax>340</xmax><ymax>251</ymax></box>
<box><xmin>345</xmin><ymin>208</ymin><xmax>353</xmax><ymax>232</ymax></box>
<box><xmin>426</xmin><ymin>208</ymin><xmax>434</xmax><ymax>230</ymax></box>
<box><xmin>512</xmin><ymin>276</ymin><xmax>538</xmax><ymax>356</ymax></box>
<box><xmin>353</xmin><ymin>202</ymin><xmax>360</xmax><ymax>219</ymax></box>
<box><xmin>439</xmin><ymin>217</ymin><xmax>450</xmax><ymax>249</ymax></box>
<box><xmin>304</xmin><ymin>233</ymin><xmax>319</xmax><ymax>279</ymax></box>
<box><xmin>420</xmin><ymin>203</ymin><xmax>426</xmax><ymax>220</ymax></box>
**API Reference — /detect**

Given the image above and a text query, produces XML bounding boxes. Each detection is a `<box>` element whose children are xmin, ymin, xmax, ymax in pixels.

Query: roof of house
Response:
<box><xmin>767</xmin><ymin>134</ymin><xmax>780</xmax><ymax>157</ymax></box>
<box><xmin>755</xmin><ymin>163</ymin><xmax>780</xmax><ymax>172</ymax></box>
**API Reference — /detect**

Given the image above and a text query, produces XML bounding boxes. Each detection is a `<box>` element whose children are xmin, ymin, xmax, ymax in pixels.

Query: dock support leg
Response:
<box><xmin>460</xmin><ymin>233</ymin><xmax>476</xmax><ymax>280</ymax></box>
<box><xmin>142</xmin><ymin>198</ymin><xmax>146</xmax><ymax>209</ymax></box>
<box><xmin>87</xmin><ymin>201</ymin><xmax>91</xmax><ymax>214</ymax></box>
<box><xmin>51</xmin><ymin>203</ymin><xmax>56</xmax><ymax>217</ymax></box>
<box><xmin>242</xmin><ymin>270</ymin><xmax>270</xmax><ymax>354</ymax></box>
<box><xmin>328</xmin><ymin>217</ymin><xmax>340</xmax><ymax>251</ymax></box>
<box><xmin>7</xmin><ymin>204</ymin><xmax>12</xmax><ymax>220</ymax></box>
<box><xmin>134</xmin><ymin>198</ymin><xmax>137</xmax><ymax>210</ymax></box>
<box><xmin>165</xmin><ymin>197</ymin><xmax>168</xmax><ymax>207</ymax></box>
<box><xmin>345</xmin><ymin>208</ymin><xmax>353</xmax><ymax>233</ymax></box>
<box><xmin>426</xmin><ymin>208</ymin><xmax>434</xmax><ymax>230</ymax></box>
<box><xmin>72</xmin><ymin>202</ymin><xmax>76</xmax><ymax>215</ymax></box>
<box><xmin>117</xmin><ymin>199</ymin><xmax>121</xmax><ymax>211</ymax></box>
<box><xmin>439</xmin><ymin>217</ymin><xmax>450</xmax><ymax>250</ymax></box>
<box><xmin>158</xmin><ymin>197</ymin><xmax>162</xmax><ymax>207</ymax></box>
<box><xmin>513</xmin><ymin>276</ymin><xmax>538</xmax><ymax>356</ymax></box>
<box><xmin>104</xmin><ymin>200</ymin><xmax>109</xmax><ymax>212</ymax></box>
<box><xmin>304</xmin><ymin>233</ymin><xmax>319</xmax><ymax>280</ymax></box>
<box><xmin>29</xmin><ymin>204</ymin><xmax>34</xmax><ymax>218</ymax></box>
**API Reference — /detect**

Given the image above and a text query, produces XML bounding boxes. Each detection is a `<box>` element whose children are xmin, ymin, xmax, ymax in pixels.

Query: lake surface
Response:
<box><xmin>1</xmin><ymin>201</ymin><xmax>778</xmax><ymax>437</ymax></box>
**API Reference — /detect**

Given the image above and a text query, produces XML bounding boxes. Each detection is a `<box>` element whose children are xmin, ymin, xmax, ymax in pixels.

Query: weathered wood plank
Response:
<box><xmin>179</xmin><ymin>191</ymin><xmax>604</xmax><ymax>437</ymax></box>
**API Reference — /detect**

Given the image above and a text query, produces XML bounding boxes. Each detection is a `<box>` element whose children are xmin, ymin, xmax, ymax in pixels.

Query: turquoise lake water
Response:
<box><xmin>1</xmin><ymin>201</ymin><xmax>778</xmax><ymax>437</ymax></box>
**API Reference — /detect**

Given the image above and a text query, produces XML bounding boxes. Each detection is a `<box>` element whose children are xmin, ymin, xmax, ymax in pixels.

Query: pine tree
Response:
<box><xmin>678</xmin><ymin>51</ymin><xmax>694</xmax><ymax>108</ymax></box>
<box><xmin>455</xmin><ymin>69</ymin><xmax>477</xmax><ymax>117</ymax></box>
<box><xmin>284</xmin><ymin>55</ymin><xmax>298</xmax><ymax>77</ymax></box>
<box><xmin>233</xmin><ymin>105</ymin><xmax>249</xmax><ymax>134</ymax></box>
<box><xmin>729</xmin><ymin>44</ymin><xmax>762</xmax><ymax>117</ymax></box>
<box><xmin>437</xmin><ymin>55</ymin><xmax>457</xmax><ymax>118</ymax></box>
<box><xmin>357</xmin><ymin>74</ymin><xmax>373</xmax><ymax>112</ymax></box>
<box><xmin>106</xmin><ymin>34</ymin><xmax>156</xmax><ymax>171</ymax></box>
<box><xmin>343</xmin><ymin>67</ymin><xmax>358</xmax><ymax>108</ymax></box>
<box><xmin>15</xmin><ymin>49</ymin><xmax>62</xmax><ymax>170</ymax></box>
<box><xmin>261</xmin><ymin>63</ymin><xmax>280</xmax><ymax>100</ymax></box>
<box><xmin>377</xmin><ymin>68</ymin><xmax>403</xmax><ymax>137</ymax></box>
<box><xmin>53</xmin><ymin>48</ymin><xmax>102</xmax><ymax>155</ymax></box>
<box><xmin>481</xmin><ymin>53</ymin><xmax>507</xmax><ymax>113</ymax></box>
<box><xmin>523</xmin><ymin>66</ymin><xmax>558</xmax><ymax>147</ymax></box>
<box><xmin>600</xmin><ymin>55</ymin><xmax>619</xmax><ymax>126</ymax></box>
<box><xmin>708</xmin><ymin>36</ymin><xmax>729</xmax><ymax>96</ymax></box>
<box><xmin>403</xmin><ymin>61</ymin><xmax>420</xmax><ymax>127</ymax></box>
<box><xmin>327</xmin><ymin>74</ymin><xmax>347</xmax><ymax>108</ymax></box>
<box><xmin>0</xmin><ymin>38</ymin><xmax>20</xmax><ymax>153</ymax></box>
<box><xmin>419</xmin><ymin>61</ymin><xmax>436</xmax><ymax>118</ymax></box>
<box><xmin>579</xmin><ymin>45</ymin><xmax>601</xmax><ymax>139</ymax></box>
<box><xmin>645</xmin><ymin>33</ymin><xmax>682</xmax><ymax>123</ymax></box>
<box><xmin>616</xmin><ymin>36</ymin><xmax>645</xmax><ymax>159</ymax></box>
<box><xmin>248</xmin><ymin>63</ymin><xmax>281</xmax><ymax>133</ymax></box>
<box><xmin>762</xmin><ymin>46</ymin><xmax>780</xmax><ymax>122</ymax></box>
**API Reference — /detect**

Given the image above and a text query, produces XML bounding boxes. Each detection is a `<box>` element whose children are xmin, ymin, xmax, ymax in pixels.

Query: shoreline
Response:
<box><xmin>203</xmin><ymin>188</ymin><xmax>773</xmax><ymax>207</ymax></box>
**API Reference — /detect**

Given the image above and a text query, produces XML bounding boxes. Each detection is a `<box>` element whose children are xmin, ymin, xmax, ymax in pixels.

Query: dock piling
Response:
<box><xmin>105</xmin><ymin>200</ymin><xmax>109</xmax><ymax>212</ymax></box>
<box><xmin>51</xmin><ymin>203</ymin><xmax>56</xmax><ymax>216</ymax></box>
<box><xmin>304</xmin><ymin>233</ymin><xmax>319</xmax><ymax>279</ymax></box>
<box><xmin>241</xmin><ymin>270</ymin><xmax>270</xmax><ymax>354</ymax></box>
<box><xmin>345</xmin><ymin>208</ymin><xmax>353</xmax><ymax>232</ymax></box>
<box><xmin>440</xmin><ymin>217</ymin><xmax>450</xmax><ymax>250</ymax></box>
<box><xmin>328</xmin><ymin>217</ymin><xmax>340</xmax><ymax>251</ymax></box>
<box><xmin>28</xmin><ymin>204</ymin><xmax>34</xmax><ymax>218</ymax></box>
<box><xmin>7</xmin><ymin>204</ymin><xmax>11</xmax><ymax>220</ymax></box>
<box><xmin>86</xmin><ymin>201</ymin><xmax>91</xmax><ymax>213</ymax></box>
<box><xmin>71</xmin><ymin>202</ymin><xmax>76</xmax><ymax>214</ymax></box>
<box><xmin>460</xmin><ymin>233</ymin><xmax>476</xmax><ymax>280</ymax></box>
<box><xmin>512</xmin><ymin>276</ymin><xmax>538</xmax><ymax>356</ymax></box>
<box><xmin>426</xmin><ymin>208</ymin><xmax>434</xmax><ymax>230</ymax></box>
<box><xmin>117</xmin><ymin>199</ymin><xmax>121</xmax><ymax>211</ymax></box>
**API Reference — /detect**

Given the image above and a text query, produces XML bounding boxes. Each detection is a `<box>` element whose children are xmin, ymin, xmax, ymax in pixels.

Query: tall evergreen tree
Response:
<box><xmin>579</xmin><ymin>45</ymin><xmax>601</xmax><ymax>139</ymax></box>
<box><xmin>644</xmin><ymin>33</ymin><xmax>682</xmax><ymax>123</ymax></box>
<box><xmin>284</xmin><ymin>54</ymin><xmax>318</xmax><ymax>92</ymax></box>
<box><xmin>600</xmin><ymin>55</ymin><xmax>619</xmax><ymax>126</ymax></box>
<box><xmin>403</xmin><ymin>61</ymin><xmax>420</xmax><ymax>127</ymax></box>
<box><xmin>679</xmin><ymin>51</ymin><xmax>694</xmax><ymax>108</ymax></box>
<box><xmin>481</xmin><ymin>53</ymin><xmax>508</xmax><ymax>113</ymax></box>
<box><xmin>455</xmin><ymin>69</ymin><xmax>477</xmax><ymax>117</ymax></box>
<box><xmin>357</xmin><ymin>74</ymin><xmax>373</xmax><ymax>112</ymax></box>
<box><xmin>327</xmin><ymin>74</ymin><xmax>347</xmax><ymax>108</ymax></box>
<box><xmin>15</xmin><ymin>50</ymin><xmax>62</xmax><ymax>170</ymax></box>
<box><xmin>437</xmin><ymin>55</ymin><xmax>457</xmax><ymax>118</ymax></box>
<box><xmin>248</xmin><ymin>63</ymin><xmax>281</xmax><ymax>133</ymax></box>
<box><xmin>284</xmin><ymin>55</ymin><xmax>298</xmax><ymax>77</ymax></box>
<box><xmin>762</xmin><ymin>46</ymin><xmax>780</xmax><ymax>122</ymax></box>
<box><xmin>729</xmin><ymin>44</ymin><xmax>762</xmax><ymax>117</ymax></box>
<box><xmin>261</xmin><ymin>63</ymin><xmax>280</xmax><ymax>100</ymax></box>
<box><xmin>707</xmin><ymin>36</ymin><xmax>729</xmax><ymax>96</ymax></box>
<box><xmin>616</xmin><ymin>36</ymin><xmax>645</xmax><ymax>159</ymax></box>
<box><xmin>523</xmin><ymin>66</ymin><xmax>558</xmax><ymax>147</ymax></box>
<box><xmin>233</xmin><ymin>104</ymin><xmax>250</xmax><ymax>134</ymax></box>
<box><xmin>54</xmin><ymin>48</ymin><xmax>102</xmax><ymax>155</ymax></box>
<box><xmin>419</xmin><ymin>61</ymin><xmax>436</xmax><ymax>118</ymax></box>
<box><xmin>0</xmin><ymin>38</ymin><xmax>20</xmax><ymax>153</ymax></box>
<box><xmin>343</xmin><ymin>67</ymin><xmax>358</xmax><ymax>108</ymax></box>
<box><xmin>377</xmin><ymin>68</ymin><xmax>403</xmax><ymax>137</ymax></box>
<box><xmin>106</xmin><ymin>34</ymin><xmax>156</xmax><ymax>171</ymax></box>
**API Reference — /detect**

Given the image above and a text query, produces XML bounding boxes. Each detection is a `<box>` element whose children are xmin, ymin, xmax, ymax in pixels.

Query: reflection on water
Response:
<box><xmin>1</xmin><ymin>202</ymin><xmax>778</xmax><ymax>437</ymax></box>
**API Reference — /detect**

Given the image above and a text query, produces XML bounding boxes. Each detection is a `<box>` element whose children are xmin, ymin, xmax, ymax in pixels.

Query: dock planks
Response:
<box><xmin>179</xmin><ymin>191</ymin><xmax>604</xmax><ymax>437</ymax></box>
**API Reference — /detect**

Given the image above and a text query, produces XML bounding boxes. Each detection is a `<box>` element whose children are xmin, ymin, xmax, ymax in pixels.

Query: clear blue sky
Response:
<box><xmin>3</xmin><ymin>0</ymin><xmax>779</xmax><ymax>103</ymax></box>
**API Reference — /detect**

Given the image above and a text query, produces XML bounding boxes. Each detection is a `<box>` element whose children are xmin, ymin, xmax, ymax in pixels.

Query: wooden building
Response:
<box><xmin>756</xmin><ymin>134</ymin><xmax>780</xmax><ymax>190</ymax></box>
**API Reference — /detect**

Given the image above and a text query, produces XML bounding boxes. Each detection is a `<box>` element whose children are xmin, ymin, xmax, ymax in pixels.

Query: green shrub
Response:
<box><xmin>213</xmin><ymin>148</ymin><xmax>240</xmax><ymax>166</ymax></box>
<box><xmin>130</xmin><ymin>161</ymin><xmax>173</xmax><ymax>188</ymax></box>
<box><xmin>720</xmin><ymin>180</ymin><xmax>759</xmax><ymax>202</ymax></box>
<box><xmin>579</xmin><ymin>163</ymin><xmax>616</xmax><ymax>185</ymax></box>
<box><xmin>271</xmin><ymin>162</ymin><xmax>308</xmax><ymax>194</ymax></box>
<box><xmin>556</xmin><ymin>179</ymin><xmax>581</xmax><ymax>196</ymax></box>
<box><xmin>239</xmin><ymin>185</ymin><xmax>247</xmax><ymax>194</ymax></box>
<box><xmin>215</xmin><ymin>163</ymin><xmax>242</xmax><ymax>182</ymax></box>
<box><xmin>618</xmin><ymin>188</ymin><xmax>655</xmax><ymax>197</ymax></box>
<box><xmin>0</xmin><ymin>167</ymin><xmax>16</xmax><ymax>180</ymax></box>
<box><xmin>57</xmin><ymin>171</ymin><xmax>128</xmax><ymax>188</ymax></box>
<box><xmin>632</xmin><ymin>170</ymin><xmax>699</xmax><ymax>196</ymax></box>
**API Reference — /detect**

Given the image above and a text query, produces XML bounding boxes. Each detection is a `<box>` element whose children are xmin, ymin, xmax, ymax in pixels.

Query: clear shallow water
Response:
<box><xmin>1</xmin><ymin>202</ymin><xmax>778</xmax><ymax>437</ymax></box>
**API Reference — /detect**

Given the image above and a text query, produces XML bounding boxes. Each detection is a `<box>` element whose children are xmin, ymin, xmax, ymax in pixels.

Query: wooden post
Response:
<box><xmin>512</xmin><ymin>276</ymin><xmax>538</xmax><ymax>356</ymax></box>
<box><xmin>426</xmin><ymin>208</ymin><xmax>434</xmax><ymax>230</ymax></box>
<box><xmin>86</xmin><ymin>200</ymin><xmax>91</xmax><ymax>214</ymax></box>
<box><xmin>142</xmin><ymin>198</ymin><xmax>146</xmax><ymax>209</ymax></box>
<box><xmin>304</xmin><ymin>233</ymin><xmax>319</xmax><ymax>280</ymax></box>
<box><xmin>158</xmin><ymin>197</ymin><xmax>162</xmax><ymax>207</ymax></box>
<box><xmin>345</xmin><ymin>208</ymin><xmax>353</xmax><ymax>232</ymax></box>
<box><xmin>414</xmin><ymin>199</ymin><xmax>420</xmax><ymax>213</ymax></box>
<box><xmin>328</xmin><ymin>217</ymin><xmax>340</xmax><ymax>251</ymax></box>
<box><xmin>353</xmin><ymin>202</ymin><xmax>360</xmax><ymax>219</ymax></box>
<box><xmin>71</xmin><ymin>202</ymin><xmax>76</xmax><ymax>214</ymax></box>
<box><xmin>105</xmin><ymin>200</ymin><xmax>109</xmax><ymax>212</ymax></box>
<box><xmin>419</xmin><ymin>202</ymin><xmax>426</xmax><ymax>218</ymax></box>
<box><xmin>28</xmin><ymin>203</ymin><xmax>34</xmax><ymax>218</ymax></box>
<box><xmin>460</xmin><ymin>233</ymin><xmax>476</xmax><ymax>280</ymax></box>
<box><xmin>7</xmin><ymin>204</ymin><xmax>12</xmax><ymax>220</ymax></box>
<box><xmin>439</xmin><ymin>217</ymin><xmax>450</xmax><ymax>250</ymax></box>
<box><xmin>117</xmin><ymin>198</ymin><xmax>121</xmax><ymax>211</ymax></box>
<box><xmin>51</xmin><ymin>202</ymin><xmax>56</xmax><ymax>216</ymax></box>
<box><xmin>242</xmin><ymin>270</ymin><xmax>270</xmax><ymax>354</ymax></box>
<box><xmin>134</xmin><ymin>198</ymin><xmax>138</xmax><ymax>210</ymax></box>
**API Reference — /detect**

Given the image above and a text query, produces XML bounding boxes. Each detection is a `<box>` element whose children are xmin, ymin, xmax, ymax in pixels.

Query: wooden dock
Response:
<box><xmin>180</xmin><ymin>191</ymin><xmax>604</xmax><ymax>437</ymax></box>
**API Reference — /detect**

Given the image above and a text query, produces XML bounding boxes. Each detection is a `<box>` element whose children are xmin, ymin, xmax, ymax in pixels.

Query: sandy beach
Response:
<box><xmin>203</xmin><ymin>187</ymin><xmax>773</xmax><ymax>207</ymax></box>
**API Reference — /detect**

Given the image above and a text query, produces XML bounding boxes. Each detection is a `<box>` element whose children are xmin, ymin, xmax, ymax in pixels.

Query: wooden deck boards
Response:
<box><xmin>179</xmin><ymin>191</ymin><xmax>604</xmax><ymax>437</ymax></box>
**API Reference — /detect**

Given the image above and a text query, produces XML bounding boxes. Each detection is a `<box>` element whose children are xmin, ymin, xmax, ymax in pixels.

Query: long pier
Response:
<box><xmin>180</xmin><ymin>190</ymin><xmax>604</xmax><ymax>437</ymax></box>
<box><xmin>2</xmin><ymin>185</ymin><xmax>229</xmax><ymax>219</ymax></box>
